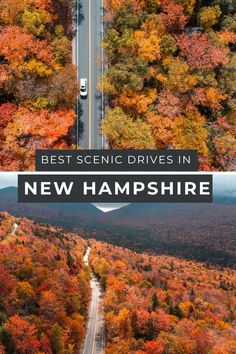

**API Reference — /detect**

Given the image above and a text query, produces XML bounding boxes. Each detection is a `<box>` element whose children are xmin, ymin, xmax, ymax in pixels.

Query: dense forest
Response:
<box><xmin>1</xmin><ymin>0</ymin><xmax>236</xmax><ymax>170</ymax></box>
<box><xmin>0</xmin><ymin>188</ymin><xmax>235</xmax><ymax>268</ymax></box>
<box><xmin>90</xmin><ymin>241</ymin><xmax>236</xmax><ymax>354</ymax></box>
<box><xmin>87</xmin><ymin>223</ymin><xmax>236</xmax><ymax>268</ymax></box>
<box><xmin>0</xmin><ymin>212</ymin><xmax>90</xmax><ymax>354</ymax></box>
<box><xmin>1</xmin><ymin>211</ymin><xmax>236</xmax><ymax>353</ymax></box>
<box><xmin>0</xmin><ymin>0</ymin><xmax>78</xmax><ymax>170</ymax></box>
<box><xmin>101</xmin><ymin>0</ymin><xmax>236</xmax><ymax>170</ymax></box>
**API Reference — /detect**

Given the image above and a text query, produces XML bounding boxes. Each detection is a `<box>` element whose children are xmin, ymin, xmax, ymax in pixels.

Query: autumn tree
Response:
<box><xmin>162</xmin><ymin>2</ymin><xmax>188</xmax><ymax>32</ymax></box>
<box><xmin>198</xmin><ymin>6</ymin><xmax>222</xmax><ymax>30</ymax></box>
<box><xmin>102</xmin><ymin>0</ymin><xmax>236</xmax><ymax>170</ymax></box>
<box><xmin>0</xmin><ymin>212</ymin><xmax>90</xmax><ymax>352</ymax></box>
<box><xmin>176</xmin><ymin>33</ymin><xmax>229</xmax><ymax>70</ymax></box>
<box><xmin>21</xmin><ymin>7</ymin><xmax>52</xmax><ymax>38</ymax></box>
<box><xmin>102</xmin><ymin>107</ymin><xmax>156</xmax><ymax>149</ymax></box>
<box><xmin>0</xmin><ymin>26</ymin><xmax>55</xmax><ymax>77</ymax></box>
<box><xmin>5</xmin><ymin>315</ymin><xmax>40</xmax><ymax>354</ymax></box>
<box><xmin>143</xmin><ymin>340</ymin><xmax>165</xmax><ymax>354</ymax></box>
<box><xmin>0</xmin><ymin>103</ymin><xmax>17</xmax><ymax>130</ymax></box>
<box><xmin>50</xmin><ymin>323</ymin><xmax>64</xmax><ymax>354</ymax></box>
<box><xmin>0</xmin><ymin>0</ymin><xmax>78</xmax><ymax>171</ymax></box>
<box><xmin>172</xmin><ymin>111</ymin><xmax>208</xmax><ymax>155</ymax></box>
<box><xmin>0</xmin><ymin>108</ymin><xmax>75</xmax><ymax>170</ymax></box>
<box><xmin>39</xmin><ymin>290</ymin><xmax>65</xmax><ymax>323</ymax></box>
<box><xmin>151</xmin><ymin>293</ymin><xmax>159</xmax><ymax>311</ymax></box>
<box><xmin>0</xmin><ymin>0</ymin><xmax>29</xmax><ymax>25</ymax></box>
<box><xmin>90</xmin><ymin>241</ymin><xmax>236</xmax><ymax>353</ymax></box>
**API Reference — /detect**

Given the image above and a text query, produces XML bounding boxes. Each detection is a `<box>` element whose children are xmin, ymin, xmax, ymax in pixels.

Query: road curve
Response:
<box><xmin>11</xmin><ymin>222</ymin><xmax>19</xmax><ymax>236</ymax></box>
<box><xmin>82</xmin><ymin>247</ymin><xmax>104</xmax><ymax>354</ymax></box>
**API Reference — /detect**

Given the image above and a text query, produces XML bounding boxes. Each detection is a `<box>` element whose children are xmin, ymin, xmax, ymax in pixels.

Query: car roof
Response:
<box><xmin>80</xmin><ymin>78</ymin><xmax>87</xmax><ymax>84</ymax></box>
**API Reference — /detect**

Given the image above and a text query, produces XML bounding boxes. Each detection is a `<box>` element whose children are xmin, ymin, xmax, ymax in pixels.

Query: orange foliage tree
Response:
<box><xmin>102</xmin><ymin>0</ymin><xmax>236</xmax><ymax>170</ymax></box>
<box><xmin>0</xmin><ymin>212</ymin><xmax>90</xmax><ymax>353</ymax></box>
<box><xmin>90</xmin><ymin>241</ymin><xmax>236</xmax><ymax>353</ymax></box>
<box><xmin>0</xmin><ymin>0</ymin><xmax>78</xmax><ymax>171</ymax></box>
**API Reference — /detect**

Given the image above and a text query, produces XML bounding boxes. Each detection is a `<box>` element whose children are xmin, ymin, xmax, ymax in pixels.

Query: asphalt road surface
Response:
<box><xmin>82</xmin><ymin>247</ymin><xmax>104</xmax><ymax>354</ymax></box>
<box><xmin>75</xmin><ymin>0</ymin><xmax>104</xmax><ymax>149</ymax></box>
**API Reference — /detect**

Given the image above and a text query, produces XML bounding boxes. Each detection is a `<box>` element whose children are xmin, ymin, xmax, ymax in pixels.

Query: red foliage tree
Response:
<box><xmin>0</xmin><ymin>103</ymin><xmax>17</xmax><ymax>129</ymax></box>
<box><xmin>162</xmin><ymin>3</ymin><xmax>188</xmax><ymax>32</ymax></box>
<box><xmin>176</xmin><ymin>33</ymin><xmax>229</xmax><ymax>70</ymax></box>
<box><xmin>6</xmin><ymin>315</ymin><xmax>40</xmax><ymax>354</ymax></box>
<box><xmin>144</xmin><ymin>340</ymin><xmax>165</xmax><ymax>354</ymax></box>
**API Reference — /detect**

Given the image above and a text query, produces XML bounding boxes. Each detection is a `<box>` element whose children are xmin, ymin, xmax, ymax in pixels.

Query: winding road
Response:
<box><xmin>82</xmin><ymin>247</ymin><xmax>104</xmax><ymax>354</ymax></box>
<box><xmin>74</xmin><ymin>0</ymin><xmax>105</xmax><ymax>149</ymax></box>
<box><xmin>11</xmin><ymin>222</ymin><xmax>19</xmax><ymax>235</ymax></box>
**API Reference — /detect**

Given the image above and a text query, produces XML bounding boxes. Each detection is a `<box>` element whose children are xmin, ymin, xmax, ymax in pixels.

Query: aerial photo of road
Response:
<box><xmin>74</xmin><ymin>0</ymin><xmax>105</xmax><ymax>149</ymax></box>
<box><xmin>82</xmin><ymin>247</ymin><xmax>104</xmax><ymax>354</ymax></box>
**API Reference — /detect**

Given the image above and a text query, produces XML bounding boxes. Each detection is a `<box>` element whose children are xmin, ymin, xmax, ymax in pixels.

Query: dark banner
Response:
<box><xmin>36</xmin><ymin>150</ymin><xmax>198</xmax><ymax>171</ymax></box>
<box><xmin>18</xmin><ymin>174</ymin><xmax>212</xmax><ymax>203</ymax></box>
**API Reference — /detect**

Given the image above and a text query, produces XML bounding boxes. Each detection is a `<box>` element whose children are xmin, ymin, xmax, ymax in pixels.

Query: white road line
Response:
<box><xmin>82</xmin><ymin>248</ymin><xmax>92</xmax><ymax>354</ymax></box>
<box><xmin>76</xmin><ymin>0</ymin><xmax>80</xmax><ymax>148</ymax></box>
<box><xmin>82</xmin><ymin>246</ymin><xmax>104</xmax><ymax>354</ymax></box>
<box><xmin>91</xmin><ymin>281</ymin><xmax>98</xmax><ymax>354</ymax></box>
<box><xmin>89</xmin><ymin>0</ymin><xmax>92</xmax><ymax>149</ymax></box>
<box><xmin>101</xmin><ymin>0</ymin><xmax>104</xmax><ymax>150</ymax></box>
<box><xmin>82</xmin><ymin>293</ymin><xmax>92</xmax><ymax>354</ymax></box>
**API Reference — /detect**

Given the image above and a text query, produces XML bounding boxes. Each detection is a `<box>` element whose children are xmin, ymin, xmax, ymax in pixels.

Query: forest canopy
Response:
<box><xmin>90</xmin><ymin>240</ymin><xmax>236</xmax><ymax>354</ymax></box>
<box><xmin>0</xmin><ymin>0</ymin><xmax>78</xmax><ymax>171</ymax></box>
<box><xmin>0</xmin><ymin>212</ymin><xmax>90</xmax><ymax>354</ymax></box>
<box><xmin>101</xmin><ymin>0</ymin><xmax>236</xmax><ymax>170</ymax></box>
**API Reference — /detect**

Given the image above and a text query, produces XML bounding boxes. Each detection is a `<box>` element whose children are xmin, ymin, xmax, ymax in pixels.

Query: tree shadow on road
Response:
<box><xmin>95</xmin><ymin>92</ymin><xmax>103</xmax><ymax>123</ymax></box>
<box><xmin>75</xmin><ymin>100</ymin><xmax>85</xmax><ymax>145</ymax></box>
<box><xmin>72</xmin><ymin>3</ymin><xmax>85</xmax><ymax>38</ymax></box>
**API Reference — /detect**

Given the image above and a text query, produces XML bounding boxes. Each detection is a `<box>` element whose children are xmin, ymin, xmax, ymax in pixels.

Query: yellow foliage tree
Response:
<box><xmin>116</xmin><ymin>308</ymin><xmax>132</xmax><ymax>338</ymax></box>
<box><xmin>118</xmin><ymin>89</ymin><xmax>157</xmax><ymax>115</ymax></box>
<box><xmin>16</xmin><ymin>281</ymin><xmax>35</xmax><ymax>305</ymax></box>
<box><xmin>134</xmin><ymin>16</ymin><xmax>164</xmax><ymax>62</ymax></box>
<box><xmin>134</xmin><ymin>32</ymin><xmax>161</xmax><ymax>62</ymax></box>
<box><xmin>0</xmin><ymin>0</ymin><xmax>29</xmax><ymax>25</ymax></box>
<box><xmin>175</xmin><ymin>0</ymin><xmax>196</xmax><ymax>16</ymax></box>
<box><xmin>161</xmin><ymin>57</ymin><xmax>197</xmax><ymax>93</ymax></box>
<box><xmin>199</xmin><ymin>6</ymin><xmax>222</xmax><ymax>30</ymax></box>
<box><xmin>205</xmin><ymin>88</ymin><xmax>228</xmax><ymax>110</ymax></box>
<box><xmin>102</xmin><ymin>107</ymin><xmax>156</xmax><ymax>149</ymax></box>
<box><xmin>179</xmin><ymin>301</ymin><xmax>194</xmax><ymax>318</ymax></box>
<box><xmin>172</xmin><ymin>111</ymin><xmax>208</xmax><ymax>155</ymax></box>
<box><xmin>25</xmin><ymin>59</ymin><xmax>54</xmax><ymax>77</ymax></box>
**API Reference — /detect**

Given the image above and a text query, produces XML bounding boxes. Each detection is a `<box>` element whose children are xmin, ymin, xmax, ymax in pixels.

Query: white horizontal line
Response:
<box><xmin>9</xmin><ymin>171</ymin><xmax>231</xmax><ymax>176</ymax></box>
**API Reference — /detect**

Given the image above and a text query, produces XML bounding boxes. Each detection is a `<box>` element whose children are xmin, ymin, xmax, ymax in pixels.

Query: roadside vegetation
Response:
<box><xmin>0</xmin><ymin>212</ymin><xmax>90</xmax><ymax>354</ymax></box>
<box><xmin>101</xmin><ymin>0</ymin><xmax>236</xmax><ymax>170</ymax></box>
<box><xmin>90</xmin><ymin>240</ymin><xmax>236</xmax><ymax>353</ymax></box>
<box><xmin>1</xmin><ymin>211</ymin><xmax>236</xmax><ymax>353</ymax></box>
<box><xmin>0</xmin><ymin>0</ymin><xmax>78</xmax><ymax>170</ymax></box>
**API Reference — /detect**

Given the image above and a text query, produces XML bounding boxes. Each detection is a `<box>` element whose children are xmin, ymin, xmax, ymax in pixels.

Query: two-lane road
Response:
<box><xmin>74</xmin><ymin>0</ymin><xmax>104</xmax><ymax>149</ymax></box>
<box><xmin>82</xmin><ymin>247</ymin><xmax>104</xmax><ymax>354</ymax></box>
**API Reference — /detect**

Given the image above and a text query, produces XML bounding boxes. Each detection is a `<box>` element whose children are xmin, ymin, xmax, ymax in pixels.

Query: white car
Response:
<box><xmin>80</xmin><ymin>78</ymin><xmax>88</xmax><ymax>97</ymax></box>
